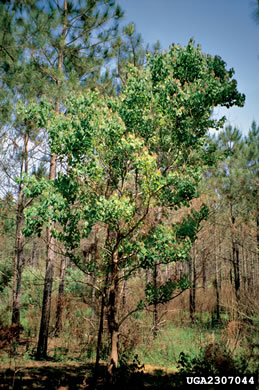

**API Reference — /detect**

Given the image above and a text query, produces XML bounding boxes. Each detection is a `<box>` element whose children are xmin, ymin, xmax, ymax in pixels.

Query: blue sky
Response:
<box><xmin>119</xmin><ymin>0</ymin><xmax>259</xmax><ymax>135</ymax></box>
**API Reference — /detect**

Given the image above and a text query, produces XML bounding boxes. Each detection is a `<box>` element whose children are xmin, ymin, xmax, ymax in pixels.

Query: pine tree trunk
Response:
<box><xmin>202</xmin><ymin>253</ymin><xmax>206</xmax><ymax>290</ymax></box>
<box><xmin>152</xmin><ymin>263</ymin><xmax>159</xmax><ymax>338</ymax></box>
<box><xmin>218</xmin><ymin>231</ymin><xmax>222</xmax><ymax>291</ymax></box>
<box><xmin>251</xmin><ymin>254</ymin><xmax>255</xmax><ymax>296</ymax></box>
<box><xmin>189</xmin><ymin>245</ymin><xmax>196</xmax><ymax>324</ymax></box>
<box><xmin>36</xmin><ymin>231</ymin><xmax>55</xmax><ymax>358</ymax></box>
<box><xmin>12</xmin><ymin>193</ymin><xmax>24</xmax><ymax>337</ymax></box>
<box><xmin>54</xmin><ymin>256</ymin><xmax>66</xmax><ymax>337</ymax></box>
<box><xmin>31</xmin><ymin>241</ymin><xmax>37</xmax><ymax>268</ymax></box>
<box><xmin>241</xmin><ymin>241</ymin><xmax>247</xmax><ymax>293</ymax></box>
<box><xmin>36</xmin><ymin>152</ymin><xmax>58</xmax><ymax>358</ymax></box>
<box><xmin>245</xmin><ymin>248</ymin><xmax>250</xmax><ymax>292</ymax></box>
<box><xmin>230</xmin><ymin>205</ymin><xmax>240</xmax><ymax>303</ymax></box>
<box><xmin>214</xmin><ymin>218</ymin><xmax>220</xmax><ymax>322</ymax></box>
<box><xmin>215</xmin><ymin>253</ymin><xmax>220</xmax><ymax>322</ymax></box>
<box><xmin>36</xmin><ymin>0</ymin><xmax>67</xmax><ymax>357</ymax></box>
<box><xmin>233</xmin><ymin>242</ymin><xmax>240</xmax><ymax>303</ymax></box>
<box><xmin>12</xmin><ymin>132</ymin><xmax>29</xmax><ymax>338</ymax></box>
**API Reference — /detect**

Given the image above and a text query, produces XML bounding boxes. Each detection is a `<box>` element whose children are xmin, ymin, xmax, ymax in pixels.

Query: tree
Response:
<box><xmin>0</xmin><ymin>106</ymin><xmax>45</xmax><ymax>340</ymax></box>
<box><xmin>216</xmin><ymin>126</ymin><xmax>244</xmax><ymax>303</ymax></box>
<box><xmin>0</xmin><ymin>0</ymin><xmax>123</xmax><ymax>357</ymax></box>
<box><xmin>11</xmin><ymin>122</ymin><xmax>42</xmax><ymax>335</ymax></box>
<box><xmin>0</xmin><ymin>2</ymin><xmax>48</xmax><ymax>336</ymax></box>
<box><xmin>243</xmin><ymin>122</ymin><xmax>259</xmax><ymax>267</ymax></box>
<box><xmin>21</xmin><ymin>40</ymin><xmax>245</xmax><ymax>374</ymax></box>
<box><xmin>202</xmin><ymin>123</ymin><xmax>258</xmax><ymax>319</ymax></box>
<box><xmin>112</xmin><ymin>23</ymin><xmax>149</xmax><ymax>88</ymax></box>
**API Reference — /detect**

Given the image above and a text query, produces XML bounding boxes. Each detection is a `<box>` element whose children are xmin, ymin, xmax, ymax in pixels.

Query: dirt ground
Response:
<box><xmin>0</xmin><ymin>360</ymin><xmax>181</xmax><ymax>390</ymax></box>
<box><xmin>0</xmin><ymin>361</ymin><xmax>96</xmax><ymax>389</ymax></box>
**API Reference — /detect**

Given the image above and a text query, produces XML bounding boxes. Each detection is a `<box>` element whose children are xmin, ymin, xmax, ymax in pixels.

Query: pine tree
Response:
<box><xmin>214</xmin><ymin>126</ymin><xmax>244</xmax><ymax>303</ymax></box>
<box><xmin>204</xmin><ymin>124</ymin><xmax>258</xmax><ymax>312</ymax></box>
<box><xmin>0</xmin><ymin>0</ymin><xmax>123</xmax><ymax>357</ymax></box>
<box><xmin>243</xmin><ymin>122</ymin><xmax>259</xmax><ymax>289</ymax></box>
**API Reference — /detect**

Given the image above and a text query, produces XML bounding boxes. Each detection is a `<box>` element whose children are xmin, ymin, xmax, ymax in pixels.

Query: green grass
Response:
<box><xmin>135</xmin><ymin>324</ymin><xmax>221</xmax><ymax>370</ymax></box>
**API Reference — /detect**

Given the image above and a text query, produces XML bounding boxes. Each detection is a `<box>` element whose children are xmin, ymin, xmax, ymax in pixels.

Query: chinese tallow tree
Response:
<box><xmin>22</xmin><ymin>41</ymin><xmax>244</xmax><ymax>373</ymax></box>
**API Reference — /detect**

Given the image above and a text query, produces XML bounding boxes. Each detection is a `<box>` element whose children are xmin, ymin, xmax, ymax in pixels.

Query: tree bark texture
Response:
<box><xmin>214</xmin><ymin>218</ymin><xmax>220</xmax><ymax>322</ymax></box>
<box><xmin>233</xmin><ymin>240</ymin><xmax>240</xmax><ymax>303</ymax></box>
<box><xmin>36</xmin><ymin>229</ymin><xmax>55</xmax><ymax>358</ymax></box>
<box><xmin>12</xmin><ymin>132</ymin><xmax>29</xmax><ymax>338</ymax></box>
<box><xmin>189</xmin><ymin>245</ymin><xmax>196</xmax><ymax>324</ymax></box>
<box><xmin>12</xmin><ymin>197</ymin><xmax>24</xmax><ymax>334</ymax></box>
<box><xmin>94</xmin><ymin>295</ymin><xmax>105</xmax><ymax>378</ymax></box>
<box><xmin>107</xmin><ymin>252</ymin><xmax>119</xmax><ymax>377</ymax></box>
<box><xmin>54</xmin><ymin>256</ymin><xmax>66</xmax><ymax>337</ymax></box>
<box><xmin>152</xmin><ymin>263</ymin><xmax>159</xmax><ymax>338</ymax></box>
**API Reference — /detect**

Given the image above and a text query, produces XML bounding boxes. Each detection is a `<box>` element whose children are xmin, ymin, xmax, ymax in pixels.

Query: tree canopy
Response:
<box><xmin>19</xmin><ymin>40</ymin><xmax>245</xmax><ymax>373</ymax></box>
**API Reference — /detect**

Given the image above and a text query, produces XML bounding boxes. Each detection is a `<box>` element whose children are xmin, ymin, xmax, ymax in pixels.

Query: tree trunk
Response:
<box><xmin>152</xmin><ymin>263</ymin><xmax>159</xmax><ymax>338</ymax></box>
<box><xmin>12</xmin><ymin>132</ymin><xmax>29</xmax><ymax>338</ymax></box>
<box><xmin>202</xmin><ymin>252</ymin><xmax>207</xmax><ymax>290</ymax></box>
<box><xmin>107</xmin><ymin>252</ymin><xmax>119</xmax><ymax>377</ymax></box>
<box><xmin>36</xmin><ymin>150</ymin><xmax>57</xmax><ymax>357</ymax></box>
<box><xmin>230</xmin><ymin>205</ymin><xmax>240</xmax><ymax>304</ymax></box>
<box><xmin>36</xmin><ymin>0</ymin><xmax>67</xmax><ymax>357</ymax></box>
<box><xmin>30</xmin><ymin>241</ymin><xmax>38</xmax><ymax>268</ymax></box>
<box><xmin>94</xmin><ymin>294</ymin><xmax>105</xmax><ymax>378</ymax></box>
<box><xmin>250</xmin><ymin>254</ymin><xmax>255</xmax><ymax>294</ymax></box>
<box><xmin>215</xmin><ymin>253</ymin><xmax>220</xmax><ymax>321</ymax></box>
<box><xmin>214</xmin><ymin>218</ymin><xmax>220</xmax><ymax>322</ymax></box>
<box><xmin>189</xmin><ymin>245</ymin><xmax>196</xmax><ymax>324</ymax></box>
<box><xmin>91</xmin><ymin>269</ymin><xmax>97</xmax><ymax>322</ymax></box>
<box><xmin>242</xmin><ymin>241</ymin><xmax>247</xmax><ymax>293</ymax></box>
<box><xmin>233</xmin><ymin>242</ymin><xmax>240</xmax><ymax>303</ymax></box>
<box><xmin>12</xmin><ymin>193</ymin><xmax>24</xmax><ymax>337</ymax></box>
<box><xmin>36</xmin><ymin>229</ymin><xmax>55</xmax><ymax>358</ymax></box>
<box><xmin>91</xmin><ymin>232</ymin><xmax>98</xmax><ymax>322</ymax></box>
<box><xmin>54</xmin><ymin>256</ymin><xmax>66</xmax><ymax>337</ymax></box>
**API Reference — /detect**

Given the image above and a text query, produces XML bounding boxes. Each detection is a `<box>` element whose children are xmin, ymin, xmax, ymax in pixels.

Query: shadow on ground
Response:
<box><xmin>0</xmin><ymin>362</ymin><xmax>177</xmax><ymax>390</ymax></box>
<box><xmin>0</xmin><ymin>363</ymin><xmax>256</xmax><ymax>389</ymax></box>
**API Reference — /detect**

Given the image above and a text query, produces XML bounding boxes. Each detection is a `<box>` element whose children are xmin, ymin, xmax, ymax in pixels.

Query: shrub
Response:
<box><xmin>177</xmin><ymin>342</ymin><xmax>256</xmax><ymax>376</ymax></box>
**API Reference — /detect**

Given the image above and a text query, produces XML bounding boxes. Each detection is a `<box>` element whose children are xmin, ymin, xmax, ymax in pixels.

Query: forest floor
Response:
<box><xmin>0</xmin><ymin>359</ymin><xmax>184</xmax><ymax>389</ymax></box>
<box><xmin>1</xmin><ymin>358</ymin><xmax>257</xmax><ymax>389</ymax></box>
<box><xmin>0</xmin><ymin>324</ymin><xmax>199</xmax><ymax>389</ymax></box>
<box><xmin>0</xmin><ymin>323</ymin><xmax>257</xmax><ymax>389</ymax></box>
